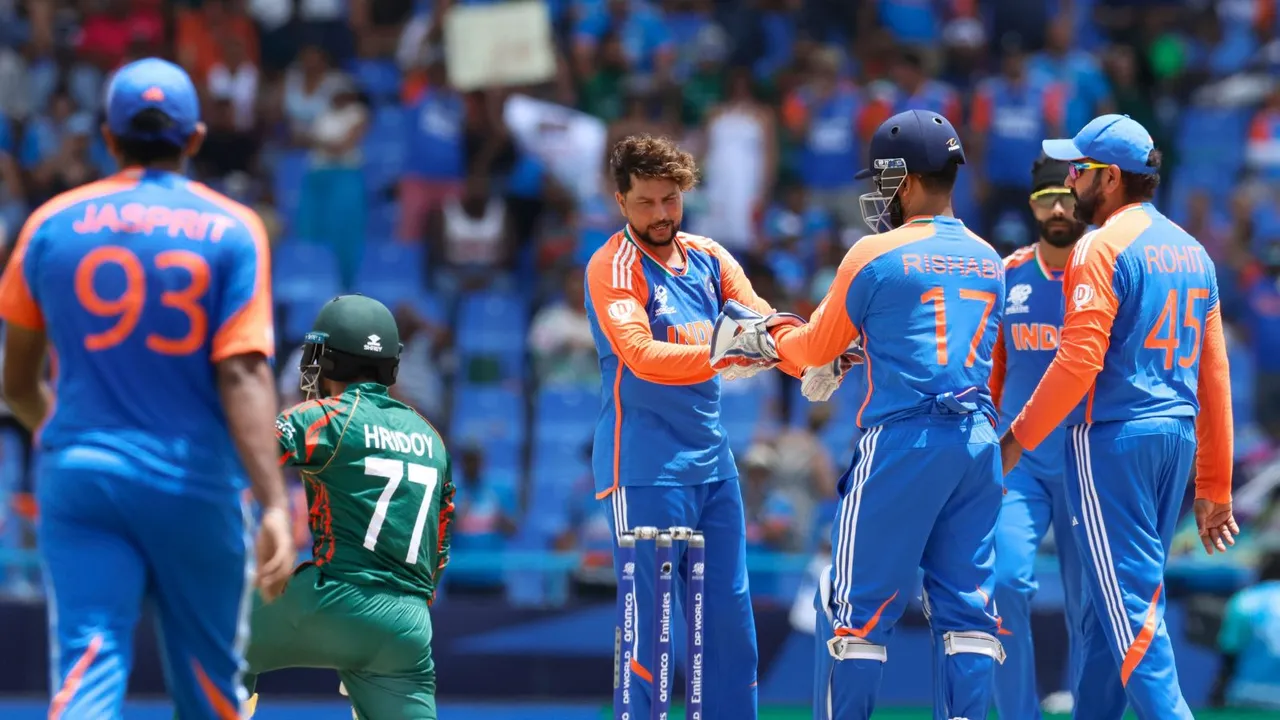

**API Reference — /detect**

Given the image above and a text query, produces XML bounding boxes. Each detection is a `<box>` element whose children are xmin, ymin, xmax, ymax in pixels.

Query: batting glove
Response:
<box><xmin>800</xmin><ymin>340</ymin><xmax>864</xmax><ymax>402</ymax></box>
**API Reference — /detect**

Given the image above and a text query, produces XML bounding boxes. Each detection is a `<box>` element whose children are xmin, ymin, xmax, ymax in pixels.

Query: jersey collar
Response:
<box><xmin>623</xmin><ymin>225</ymin><xmax>688</xmax><ymax>277</ymax></box>
<box><xmin>1102</xmin><ymin>202</ymin><xmax>1146</xmax><ymax>227</ymax></box>
<box><xmin>1033</xmin><ymin>244</ymin><xmax>1063</xmax><ymax>282</ymax></box>
<box><xmin>902</xmin><ymin>215</ymin><xmax>962</xmax><ymax>227</ymax></box>
<box><xmin>348</xmin><ymin>381</ymin><xmax>389</xmax><ymax>395</ymax></box>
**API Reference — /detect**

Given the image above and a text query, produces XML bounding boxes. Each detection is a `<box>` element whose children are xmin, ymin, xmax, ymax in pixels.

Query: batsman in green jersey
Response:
<box><xmin>245</xmin><ymin>293</ymin><xmax>455</xmax><ymax>719</ymax></box>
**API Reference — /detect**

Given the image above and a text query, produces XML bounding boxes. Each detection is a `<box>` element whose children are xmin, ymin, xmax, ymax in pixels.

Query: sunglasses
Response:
<box><xmin>1030</xmin><ymin>188</ymin><xmax>1076</xmax><ymax>210</ymax></box>
<box><xmin>1067</xmin><ymin>161</ymin><xmax>1110</xmax><ymax>179</ymax></box>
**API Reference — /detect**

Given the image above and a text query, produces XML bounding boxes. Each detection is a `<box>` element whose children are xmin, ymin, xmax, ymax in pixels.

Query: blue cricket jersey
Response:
<box><xmin>1011</xmin><ymin>203</ymin><xmax>1235</xmax><ymax>503</ymax></box>
<box><xmin>584</xmin><ymin>228</ymin><xmax>798</xmax><ymax>497</ymax></box>
<box><xmin>773</xmin><ymin>216</ymin><xmax>1005</xmax><ymax>428</ymax></box>
<box><xmin>992</xmin><ymin>244</ymin><xmax>1085</xmax><ymax>480</ymax></box>
<box><xmin>0</xmin><ymin>169</ymin><xmax>275</xmax><ymax>499</ymax></box>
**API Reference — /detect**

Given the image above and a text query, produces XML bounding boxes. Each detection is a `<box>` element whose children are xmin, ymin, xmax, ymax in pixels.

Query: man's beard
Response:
<box><xmin>1072</xmin><ymin>175</ymin><xmax>1102</xmax><ymax>226</ymax></box>
<box><xmin>632</xmin><ymin>219</ymin><xmax>679</xmax><ymax>246</ymax></box>
<box><xmin>1038</xmin><ymin>217</ymin><xmax>1086</xmax><ymax>248</ymax></box>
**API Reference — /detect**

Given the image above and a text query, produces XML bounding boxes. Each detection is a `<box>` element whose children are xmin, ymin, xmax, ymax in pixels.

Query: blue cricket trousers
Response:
<box><xmin>1065</xmin><ymin>417</ymin><xmax>1195</xmax><ymax>720</ymax></box>
<box><xmin>813</xmin><ymin>415</ymin><xmax>1005</xmax><ymax>720</ymax></box>
<box><xmin>37</xmin><ymin>446</ymin><xmax>252</xmax><ymax>720</ymax></box>
<box><xmin>605</xmin><ymin>479</ymin><xmax>758</xmax><ymax>720</ymax></box>
<box><xmin>992</xmin><ymin>465</ymin><xmax>1086</xmax><ymax>719</ymax></box>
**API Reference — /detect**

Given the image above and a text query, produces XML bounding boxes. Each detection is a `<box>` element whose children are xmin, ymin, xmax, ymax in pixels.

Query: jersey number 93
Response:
<box><xmin>74</xmin><ymin>245</ymin><xmax>210</xmax><ymax>356</ymax></box>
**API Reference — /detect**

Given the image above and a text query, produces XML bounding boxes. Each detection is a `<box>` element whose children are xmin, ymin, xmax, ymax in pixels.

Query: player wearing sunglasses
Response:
<box><xmin>988</xmin><ymin>155</ymin><xmax>1089</xmax><ymax>719</ymax></box>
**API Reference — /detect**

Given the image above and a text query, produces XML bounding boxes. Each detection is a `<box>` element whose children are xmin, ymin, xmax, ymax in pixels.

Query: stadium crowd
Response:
<box><xmin>0</xmin><ymin>0</ymin><xmax>1279</xmax><ymax>708</ymax></box>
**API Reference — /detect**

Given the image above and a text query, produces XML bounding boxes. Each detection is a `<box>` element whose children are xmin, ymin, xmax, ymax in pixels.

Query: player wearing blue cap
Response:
<box><xmin>714</xmin><ymin>109</ymin><xmax>1007</xmax><ymax>720</ymax></box>
<box><xmin>0</xmin><ymin>58</ymin><xmax>293</xmax><ymax>719</ymax></box>
<box><xmin>1001</xmin><ymin>114</ymin><xmax>1236</xmax><ymax>719</ymax></box>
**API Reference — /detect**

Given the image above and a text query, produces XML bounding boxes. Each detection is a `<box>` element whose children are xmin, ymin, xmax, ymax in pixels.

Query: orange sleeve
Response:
<box><xmin>970</xmin><ymin>88</ymin><xmax>992</xmax><ymax>134</ymax></box>
<box><xmin>191</xmin><ymin>186</ymin><xmax>276</xmax><ymax>361</ymax></box>
<box><xmin>781</xmin><ymin>92</ymin><xmax>808</xmax><ymax>133</ymax></box>
<box><xmin>709</xmin><ymin>242</ymin><xmax>803</xmax><ymax>379</ymax></box>
<box><xmin>772</xmin><ymin>244</ymin><xmax>865</xmax><ymax>369</ymax></box>
<box><xmin>586</xmin><ymin>246</ymin><xmax>716</xmax><ymax>385</ymax></box>
<box><xmin>859</xmin><ymin>99</ymin><xmax>893</xmax><ymax>143</ymax></box>
<box><xmin>1194</xmin><ymin>303</ymin><xmax>1233</xmax><ymax>503</ymax></box>
<box><xmin>0</xmin><ymin>217</ymin><xmax>47</xmax><ymax>331</ymax></box>
<box><xmin>989</xmin><ymin>325</ymin><xmax>1007</xmax><ymax>412</ymax></box>
<box><xmin>1011</xmin><ymin>237</ymin><xmax>1119</xmax><ymax>449</ymax></box>
<box><xmin>1043</xmin><ymin>82</ymin><xmax>1066</xmax><ymax>134</ymax></box>
<box><xmin>943</xmin><ymin>91</ymin><xmax>963</xmax><ymax>125</ymax></box>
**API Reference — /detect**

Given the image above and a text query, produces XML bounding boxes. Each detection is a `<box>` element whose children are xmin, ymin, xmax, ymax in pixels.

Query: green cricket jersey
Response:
<box><xmin>276</xmin><ymin>382</ymin><xmax>454</xmax><ymax>600</ymax></box>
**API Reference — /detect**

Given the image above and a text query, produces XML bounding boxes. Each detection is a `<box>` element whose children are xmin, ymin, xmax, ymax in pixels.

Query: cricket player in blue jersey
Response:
<box><xmin>0</xmin><ymin>58</ymin><xmax>294</xmax><ymax>719</ymax></box>
<box><xmin>716</xmin><ymin>109</ymin><xmax>1008</xmax><ymax>720</ymax></box>
<box><xmin>585</xmin><ymin>134</ymin><xmax>808</xmax><ymax>720</ymax></box>
<box><xmin>1002</xmin><ymin>114</ymin><xmax>1236</xmax><ymax>720</ymax></box>
<box><xmin>987</xmin><ymin>156</ymin><xmax>1088</xmax><ymax>718</ymax></box>
<box><xmin>1213</xmin><ymin>540</ymin><xmax>1280</xmax><ymax>710</ymax></box>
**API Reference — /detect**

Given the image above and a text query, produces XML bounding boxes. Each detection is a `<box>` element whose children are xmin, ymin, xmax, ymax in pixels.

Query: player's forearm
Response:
<box><xmin>1012</xmin><ymin>313</ymin><xmax>1111</xmax><ymax>449</ymax></box>
<box><xmin>774</xmin><ymin>323</ymin><xmax>853</xmax><ymax>370</ymax></box>
<box><xmin>1010</xmin><ymin>361</ymin><xmax>1092</xmax><ymax>449</ymax></box>
<box><xmin>619</xmin><ymin>335</ymin><xmax>717</xmax><ymax>385</ymax></box>
<box><xmin>217</xmin><ymin>353</ymin><xmax>289</xmax><ymax>511</ymax></box>
<box><xmin>1194</xmin><ymin>308</ymin><xmax>1234</xmax><ymax>503</ymax></box>
<box><xmin>5</xmin><ymin>381</ymin><xmax>50</xmax><ymax>432</ymax></box>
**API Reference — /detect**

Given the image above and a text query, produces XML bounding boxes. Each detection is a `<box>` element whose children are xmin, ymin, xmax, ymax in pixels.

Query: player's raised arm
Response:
<box><xmin>1193</xmin><ymin>280</ymin><xmax>1234</xmax><ymax>504</ymax></box>
<box><xmin>585</xmin><ymin>248</ymin><xmax>716</xmax><ymax>385</ymax></box>
<box><xmin>0</xmin><ymin>220</ymin><xmax>52</xmax><ymax>431</ymax></box>
<box><xmin>1011</xmin><ymin>233</ymin><xmax>1120</xmax><ymax>450</ymax></box>
<box><xmin>771</xmin><ymin>243</ymin><xmax>866</xmax><ymax>369</ymax></box>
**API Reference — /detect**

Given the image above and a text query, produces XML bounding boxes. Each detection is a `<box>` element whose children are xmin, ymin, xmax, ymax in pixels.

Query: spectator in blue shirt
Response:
<box><xmin>446</xmin><ymin>445</ymin><xmax>519</xmax><ymax>597</ymax></box>
<box><xmin>1213</xmin><ymin>538</ymin><xmax>1280</xmax><ymax>710</ymax></box>
<box><xmin>399</xmin><ymin>59</ymin><xmax>467</xmax><ymax>242</ymax></box>
<box><xmin>17</xmin><ymin>89</ymin><xmax>88</xmax><ymax>171</ymax></box>
<box><xmin>761</xmin><ymin>183</ymin><xmax>832</xmax><ymax>298</ymax></box>
<box><xmin>1237</xmin><ymin>244</ymin><xmax>1280</xmax><ymax>442</ymax></box>
<box><xmin>572</xmin><ymin>0</ymin><xmax>674</xmax><ymax>82</ymax></box>
<box><xmin>1029</xmin><ymin>16</ymin><xmax>1114</xmax><ymax>135</ymax></box>
<box><xmin>970</xmin><ymin>34</ymin><xmax>1064</xmax><ymax>249</ymax></box>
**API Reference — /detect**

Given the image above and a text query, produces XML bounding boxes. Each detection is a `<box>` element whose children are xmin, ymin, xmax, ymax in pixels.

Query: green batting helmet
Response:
<box><xmin>299</xmin><ymin>294</ymin><xmax>402</xmax><ymax>398</ymax></box>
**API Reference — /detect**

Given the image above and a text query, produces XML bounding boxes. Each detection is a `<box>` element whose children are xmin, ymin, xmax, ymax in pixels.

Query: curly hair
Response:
<box><xmin>610</xmin><ymin>134</ymin><xmax>698</xmax><ymax>195</ymax></box>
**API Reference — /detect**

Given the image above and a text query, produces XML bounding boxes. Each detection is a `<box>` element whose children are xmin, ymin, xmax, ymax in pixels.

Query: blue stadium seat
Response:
<box><xmin>272</xmin><ymin>149</ymin><xmax>309</xmax><ymax>232</ymax></box>
<box><xmin>279</xmin><ymin>294</ymin><xmax>333</xmax><ymax>344</ymax></box>
<box><xmin>272</xmin><ymin>241</ymin><xmax>342</xmax><ymax>305</ymax></box>
<box><xmin>530</xmin><ymin>437</ymin><xmax>591</xmax><ymax>496</ymax></box>
<box><xmin>365</xmin><ymin>200</ymin><xmax>399</xmax><ymax>240</ymax></box>
<box><xmin>451</xmin><ymin>386</ymin><xmax>526</xmax><ymax>445</ymax></box>
<box><xmin>354</xmin><ymin>241</ymin><xmax>426</xmax><ymax>306</ymax></box>
<box><xmin>455</xmin><ymin>291</ymin><xmax>530</xmax><ymax>354</ymax></box>
<box><xmin>533</xmin><ymin>387</ymin><xmax>597</xmax><ymax>438</ymax></box>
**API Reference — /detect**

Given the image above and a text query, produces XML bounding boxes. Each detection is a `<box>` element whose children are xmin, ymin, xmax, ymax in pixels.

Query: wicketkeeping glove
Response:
<box><xmin>800</xmin><ymin>339</ymin><xmax>865</xmax><ymax>402</ymax></box>
<box><xmin>709</xmin><ymin>301</ymin><xmax>805</xmax><ymax>380</ymax></box>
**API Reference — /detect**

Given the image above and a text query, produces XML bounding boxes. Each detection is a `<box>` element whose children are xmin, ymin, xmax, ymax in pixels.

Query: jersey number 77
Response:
<box><xmin>362</xmin><ymin>457</ymin><xmax>441</xmax><ymax>565</ymax></box>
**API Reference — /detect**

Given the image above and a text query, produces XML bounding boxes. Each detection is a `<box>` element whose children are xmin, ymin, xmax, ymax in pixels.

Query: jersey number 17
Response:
<box><xmin>362</xmin><ymin>456</ymin><xmax>440</xmax><ymax>565</ymax></box>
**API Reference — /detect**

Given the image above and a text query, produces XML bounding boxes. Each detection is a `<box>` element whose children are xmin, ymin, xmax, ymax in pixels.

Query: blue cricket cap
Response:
<box><xmin>105</xmin><ymin>58</ymin><xmax>201</xmax><ymax>147</ymax></box>
<box><xmin>1042</xmin><ymin>114</ymin><xmax>1156</xmax><ymax>175</ymax></box>
<box><xmin>856</xmin><ymin>109</ymin><xmax>966</xmax><ymax>180</ymax></box>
